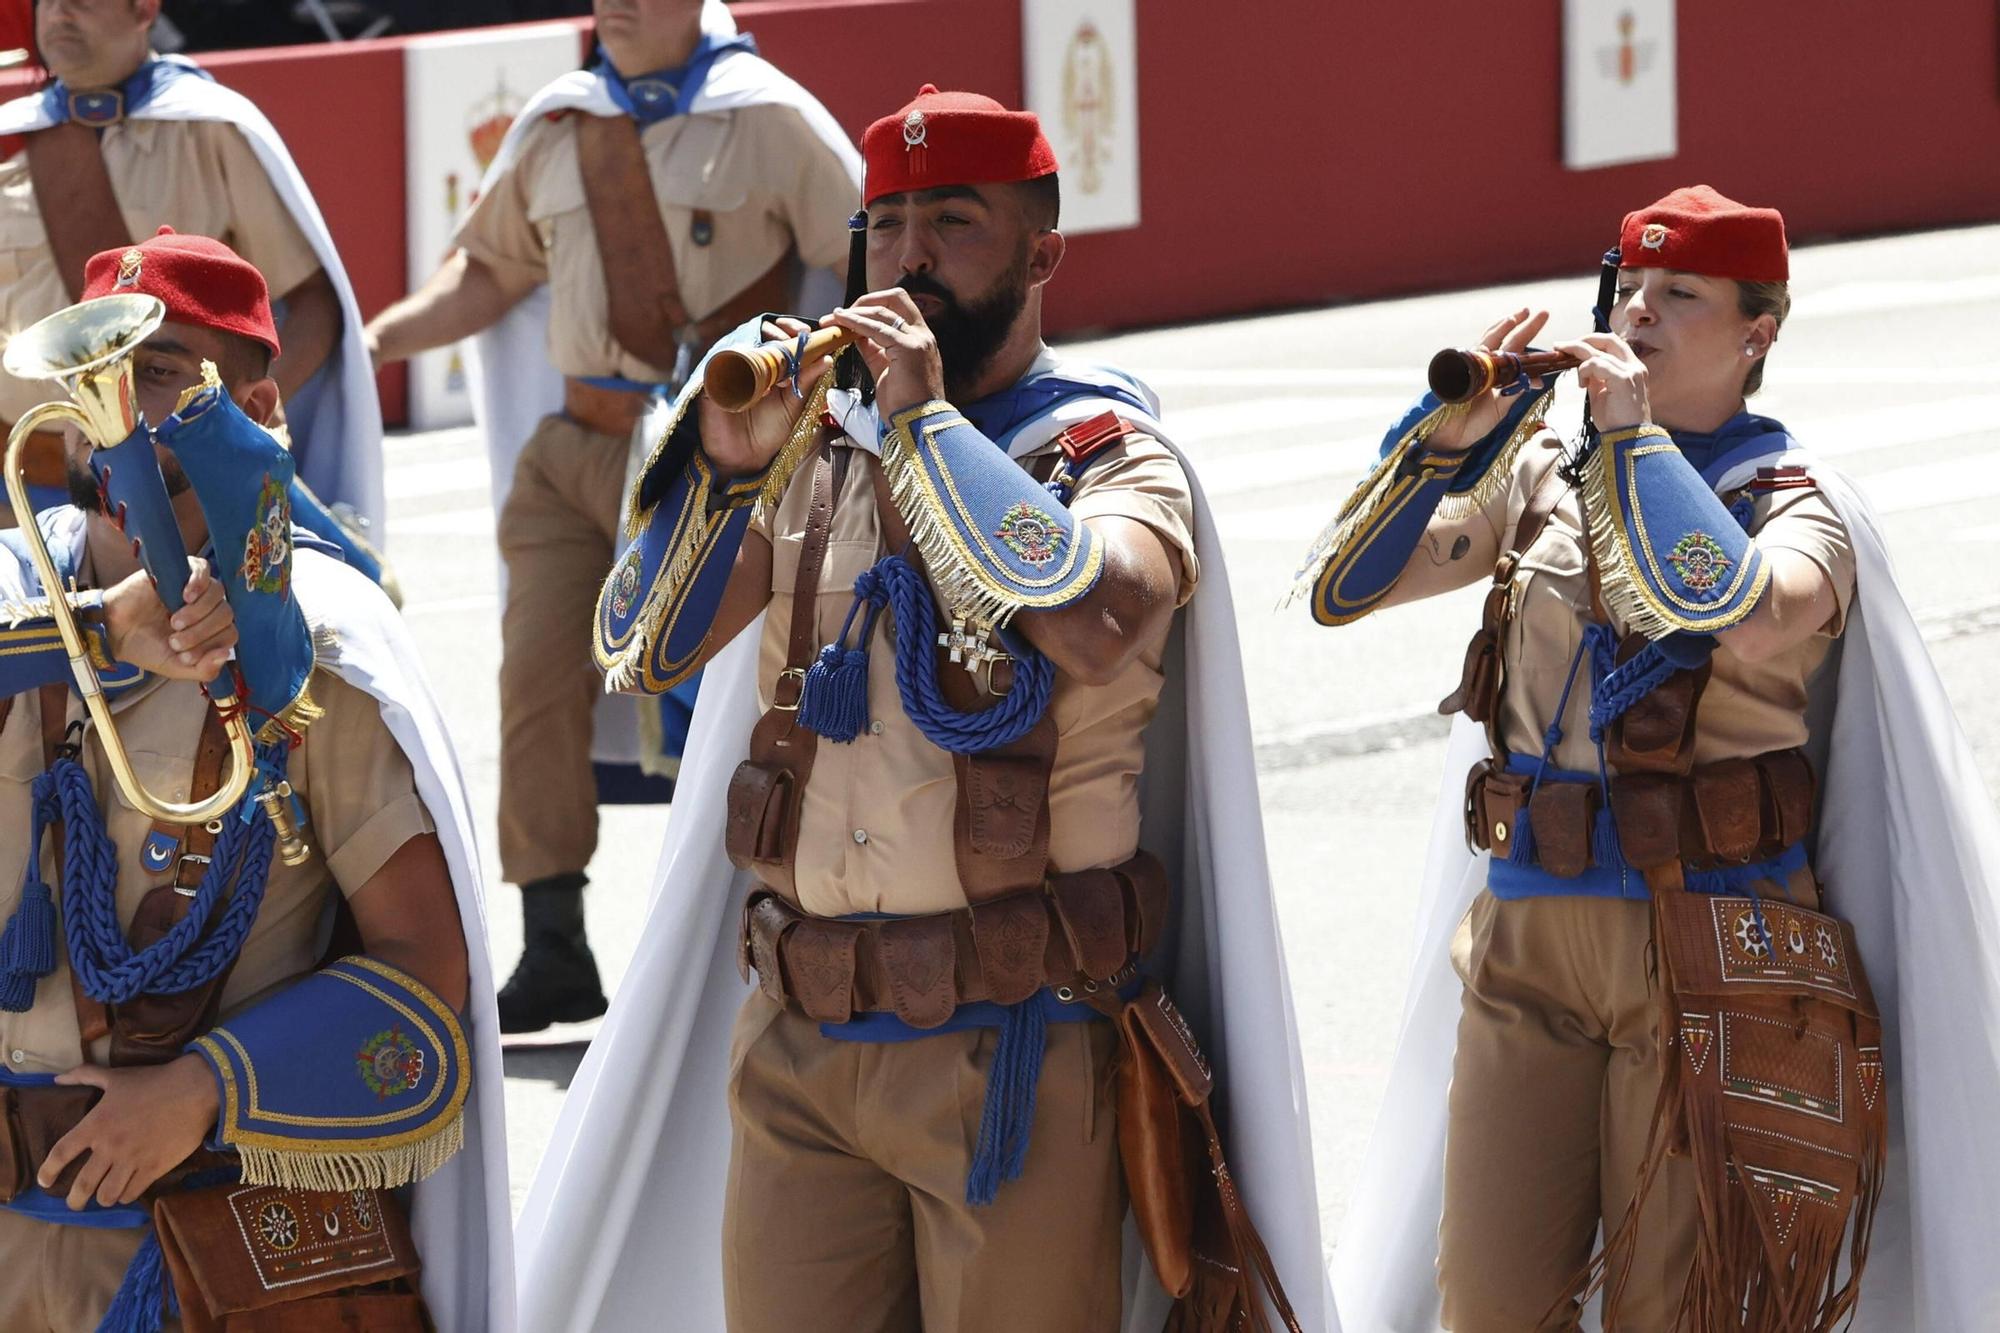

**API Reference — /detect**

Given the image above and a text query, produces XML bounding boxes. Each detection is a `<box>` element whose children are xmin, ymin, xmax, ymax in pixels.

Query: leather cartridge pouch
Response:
<box><xmin>154</xmin><ymin>1182</ymin><xmax>426</xmax><ymax>1332</ymax></box>
<box><xmin>0</xmin><ymin>1083</ymin><xmax>101</xmax><ymax>1202</ymax></box>
<box><xmin>1462</xmin><ymin>759</ymin><xmax>1527</xmax><ymax>860</ymax></box>
<box><xmin>1527</xmin><ymin>780</ymin><xmax>1596</xmax><ymax>879</ymax></box>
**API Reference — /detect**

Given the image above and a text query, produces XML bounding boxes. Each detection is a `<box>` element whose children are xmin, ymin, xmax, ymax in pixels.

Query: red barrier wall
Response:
<box><xmin>4</xmin><ymin>2</ymin><xmax>1998</xmax><ymax>423</ymax></box>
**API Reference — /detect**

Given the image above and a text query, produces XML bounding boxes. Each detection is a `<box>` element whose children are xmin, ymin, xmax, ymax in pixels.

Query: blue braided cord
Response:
<box><xmin>848</xmin><ymin>555</ymin><xmax>1054</xmax><ymax>754</ymax></box>
<box><xmin>1589</xmin><ymin>638</ymin><xmax>1678</xmax><ymax>742</ymax></box>
<box><xmin>53</xmin><ymin>745</ymin><xmax>283</xmax><ymax>1005</ymax></box>
<box><xmin>796</xmin><ymin>583</ymin><xmax>885</xmax><ymax>743</ymax></box>
<box><xmin>965</xmin><ymin>996</ymin><xmax>1048</xmax><ymax>1206</ymax></box>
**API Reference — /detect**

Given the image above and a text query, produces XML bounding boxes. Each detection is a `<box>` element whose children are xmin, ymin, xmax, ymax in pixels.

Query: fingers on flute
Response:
<box><xmin>1501</xmin><ymin>310</ymin><xmax>1550</xmax><ymax>353</ymax></box>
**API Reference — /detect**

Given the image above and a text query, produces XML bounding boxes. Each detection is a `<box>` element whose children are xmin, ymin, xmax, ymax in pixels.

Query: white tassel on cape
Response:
<box><xmin>515</xmin><ymin>366</ymin><xmax>1337</xmax><ymax>1332</ymax></box>
<box><xmin>1332</xmin><ymin>450</ymin><xmax>2000</xmax><ymax>1331</ymax></box>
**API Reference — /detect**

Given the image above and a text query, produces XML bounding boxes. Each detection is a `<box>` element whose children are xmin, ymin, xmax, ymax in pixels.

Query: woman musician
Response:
<box><xmin>1294</xmin><ymin>186</ymin><xmax>1904</xmax><ymax>1331</ymax></box>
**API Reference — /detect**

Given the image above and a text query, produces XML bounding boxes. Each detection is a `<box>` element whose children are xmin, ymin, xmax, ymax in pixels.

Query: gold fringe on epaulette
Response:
<box><xmin>234</xmin><ymin>1115</ymin><xmax>464</xmax><ymax>1192</ymax></box>
<box><xmin>1279</xmin><ymin>450</ymin><xmax>1405</xmax><ymax>613</ymax></box>
<box><xmin>879</xmin><ymin>409</ymin><xmax>1104</xmax><ymax>630</ymax></box>
<box><xmin>251</xmin><ymin>659</ymin><xmax>327</xmax><ymax>747</ymax></box>
<box><xmin>1580</xmin><ymin>435</ymin><xmax>1770</xmax><ymax>640</ymax></box>
<box><xmin>1435</xmin><ymin>386</ymin><xmax>1555</xmax><ymax>522</ymax></box>
<box><xmin>757</xmin><ymin>373</ymin><xmax>834</xmax><ymax>509</ymax></box>
<box><xmin>0</xmin><ymin>594</ymin><xmax>56</xmax><ymax>627</ymax></box>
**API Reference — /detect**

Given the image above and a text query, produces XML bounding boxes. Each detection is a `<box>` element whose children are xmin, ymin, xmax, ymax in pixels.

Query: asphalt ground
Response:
<box><xmin>375</xmin><ymin>222</ymin><xmax>2000</xmax><ymax>1249</ymax></box>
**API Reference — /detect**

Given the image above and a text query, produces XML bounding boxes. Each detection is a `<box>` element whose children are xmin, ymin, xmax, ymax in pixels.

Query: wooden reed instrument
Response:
<box><xmin>1427</xmin><ymin>347</ymin><xmax>1583</xmax><ymax>404</ymax></box>
<box><xmin>703</xmin><ymin>327</ymin><xmax>856</xmax><ymax>412</ymax></box>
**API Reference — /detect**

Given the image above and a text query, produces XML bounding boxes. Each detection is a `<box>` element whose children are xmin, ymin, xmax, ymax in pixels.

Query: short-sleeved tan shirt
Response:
<box><xmin>455</xmin><ymin>102</ymin><xmax>857</xmax><ymax>384</ymax></box>
<box><xmin>0</xmin><ymin>118</ymin><xmax>322</xmax><ymax>426</ymax></box>
<box><xmin>747</xmin><ymin>414</ymin><xmax>1199</xmax><ymax>919</ymax></box>
<box><xmin>1466</xmin><ymin>433</ymin><xmax>1857</xmax><ymax>774</ymax></box>
<box><xmin>0</xmin><ymin>667</ymin><xmax>434</xmax><ymax>1074</ymax></box>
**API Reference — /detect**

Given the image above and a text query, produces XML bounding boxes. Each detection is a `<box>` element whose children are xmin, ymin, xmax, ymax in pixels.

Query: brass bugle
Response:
<box><xmin>1427</xmin><ymin>347</ymin><xmax>1583</xmax><ymax>405</ymax></box>
<box><xmin>703</xmin><ymin>327</ymin><xmax>856</xmax><ymax>412</ymax></box>
<box><xmin>2</xmin><ymin>296</ymin><xmax>256</xmax><ymax>825</ymax></box>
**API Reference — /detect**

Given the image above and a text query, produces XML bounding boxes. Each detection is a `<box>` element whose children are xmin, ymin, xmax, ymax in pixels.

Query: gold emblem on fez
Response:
<box><xmin>902</xmin><ymin>109</ymin><xmax>927</xmax><ymax>150</ymax></box>
<box><xmin>1640</xmin><ymin>222</ymin><xmax>1669</xmax><ymax>250</ymax></box>
<box><xmin>114</xmin><ymin>248</ymin><xmax>144</xmax><ymax>289</ymax></box>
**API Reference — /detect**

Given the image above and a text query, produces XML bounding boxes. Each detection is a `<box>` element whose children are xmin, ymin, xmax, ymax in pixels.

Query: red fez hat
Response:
<box><xmin>81</xmin><ymin>226</ymin><xmax>282</xmax><ymax>358</ymax></box>
<box><xmin>861</xmin><ymin>84</ymin><xmax>1058</xmax><ymax>205</ymax></box>
<box><xmin>1618</xmin><ymin>185</ymin><xmax>1788</xmax><ymax>283</ymax></box>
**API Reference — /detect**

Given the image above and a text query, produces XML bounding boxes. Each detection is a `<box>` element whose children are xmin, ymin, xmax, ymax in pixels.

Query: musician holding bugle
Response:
<box><xmin>1290</xmin><ymin>187</ymin><xmax>1986</xmax><ymax>1331</ymax></box>
<box><xmin>525</xmin><ymin>85</ymin><xmax>1329</xmax><ymax>1333</ymax></box>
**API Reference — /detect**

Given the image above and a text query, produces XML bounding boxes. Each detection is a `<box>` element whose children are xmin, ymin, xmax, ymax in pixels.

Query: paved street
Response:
<box><xmin>378</xmin><ymin>222</ymin><xmax>2000</xmax><ymax>1251</ymax></box>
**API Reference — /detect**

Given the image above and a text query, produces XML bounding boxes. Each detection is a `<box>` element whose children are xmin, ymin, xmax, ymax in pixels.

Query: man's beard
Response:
<box><xmin>899</xmin><ymin>250</ymin><xmax>1030</xmax><ymax>403</ymax></box>
<box><xmin>66</xmin><ymin>450</ymin><xmax>192</xmax><ymax>512</ymax></box>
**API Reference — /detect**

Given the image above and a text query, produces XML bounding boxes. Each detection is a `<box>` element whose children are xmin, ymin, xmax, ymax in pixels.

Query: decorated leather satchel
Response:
<box><xmin>1572</xmin><ymin>889</ymin><xmax>1887</xmax><ymax>1331</ymax></box>
<box><xmin>152</xmin><ymin>1181</ymin><xmax>425</xmax><ymax>1331</ymax></box>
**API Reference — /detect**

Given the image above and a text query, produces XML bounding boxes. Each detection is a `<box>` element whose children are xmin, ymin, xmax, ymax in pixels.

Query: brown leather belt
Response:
<box><xmin>740</xmin><ymin>851</ymin><xmax>1171</xmax><ymax>1028</ymax></box>
<box><xmin>561</xmin><ymin>377</ymin><xmax>657</xmax><ymax>439</ymax></box>
<box><xmin>1466</xmin><ymin>747</ymin><xmax>1815</xmax><ymax>878</ymax></box>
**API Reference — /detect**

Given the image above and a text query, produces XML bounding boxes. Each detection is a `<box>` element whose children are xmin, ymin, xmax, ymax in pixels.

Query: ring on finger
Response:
<box><xmin>889</xmin><ymin>314</ymin><xmax>906</xmax><ymax>332</ymax></box>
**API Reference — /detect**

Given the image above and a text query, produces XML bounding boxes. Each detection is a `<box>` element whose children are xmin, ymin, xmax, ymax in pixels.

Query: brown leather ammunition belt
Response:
<box><xmin>740</xmin><ymin>851</ymin><xmax>1170</xmax><ymax>1027</ymax></box>
<box><xmin>561</xmin><ymin>376</ymin><xmax>656</xmax><ymax>439</ymax></box>
<box><xmin>1466</xmin><ymin>747</ymin><xmax>1815</xmax><ymax>877</ymax></box>
<box><xmin>0</xmin><ymin>1082</ymin><xmax>99</xmax><ymax>1201</ymax></box>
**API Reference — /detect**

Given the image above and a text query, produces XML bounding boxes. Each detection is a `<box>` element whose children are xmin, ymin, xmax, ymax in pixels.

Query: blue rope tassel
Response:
<box><xmin>799</xmin><ymin>555</ymin><xmax>1055</xmax><ymax>754</ymax></box>
<box><xmin>965</xmin><ymin>997</ymin><xmax>1049</xmax><ymax>1206</ymax></box>
<box><xmin>98</xmin><ymin>1226</ymin><xmax>169</xmax><ymax>1333</ymax></box>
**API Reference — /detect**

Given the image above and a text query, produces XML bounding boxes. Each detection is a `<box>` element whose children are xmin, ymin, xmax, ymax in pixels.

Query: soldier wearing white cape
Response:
<box><xmin>517</xmin><ymin>86</ymin><xmax>1332</xmax><ymax>1333</ymax></box>
<box><xmin>0</xmin><ymin>1</ymin><xmax>385</xmax><ymax>536</ymax></box>
<box><xmin>1296</xmin><ymin>188</ymin><xmax>2000</xmax><ymax>1330</ymax></box>
<box><xmin>365</xmin><ymin>0</ymin><xmax>859</xmax><ymax>1035</ymax></box>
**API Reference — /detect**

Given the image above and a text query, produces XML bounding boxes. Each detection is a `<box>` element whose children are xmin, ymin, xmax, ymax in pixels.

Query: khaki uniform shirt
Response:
<box><xmin>0</xmin><ymin>667</ymin><xmax>434</xmax><ymax>1074</ymax></box>
<box><xmin>748</xmin><ymin>419</ymin><xmax>1200</xmax><ymax>919</ymax></box>
<box><xmin>0</xmin><ymin>119</ymin><xmax>322</xmax><ymax>426</ymax></box>
<box><xmin>1471</xmin><ymin>433</ymin><xmax>1857</xmax><ymax>774</ymax></box>
<box><xmin>455</xmin><ymin>103</ymin><xmax>856</xmax><ymax>384</ymax></box>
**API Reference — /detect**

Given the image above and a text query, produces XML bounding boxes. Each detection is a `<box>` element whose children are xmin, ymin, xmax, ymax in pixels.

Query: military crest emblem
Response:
<box><xmin>902</xmin><ymin>108</ymin><xmax>927</xmax><ymax>149</ymax></box>
<box><xmin>1640</xmin><ymin>222</ymin><xmax>1670</xmax><ymax>250</ymax></box>
<box><xmin>609</xmin><ymin>548</ymin><xmax>643</xmax><ymax>619</ymax></box>
<box><xmin>995</xmin><ymin>501</ymin><xmax>1065</xmax><ymax>569</ymax></box>
<box><xmin>1667</xmin><ymin>530</ymin><xmax>1733</xmax><ymax>594</ymax></box>
<box><xmin>240</xmin><ymin>473</ymin><xmax>293</xmax><ymax>599</ymax></box>
<box><xmin>1060</xmin><ymin>20</ymin><xmax>1115</xmax><ymax>195</ymax></box>
<box><xmin>115</xmin><ymin>248</ymin><xmax>144</xmax><ymax>289</ymax></box>
<box><xmin>356</xmin><ymin>1026</ymin><xmax>427</xmax><ymax>1099</ymax></box>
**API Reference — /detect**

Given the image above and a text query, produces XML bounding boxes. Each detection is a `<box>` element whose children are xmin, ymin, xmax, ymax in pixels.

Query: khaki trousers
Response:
<box><xmin>0</xmin><ymin>1208</ymin><xmax>174</xmax><ymax>1332</ymax></box>
<box><xmin>495</xmin><ymin>413</ymin><xmax>630</xmax><ymax>886</ymax></box>
<box><xmin>1438</xmin><ymin>890</ymin><xmax>1697</xmax><ymax>1332</ymax></box>
<box><xmin>722</xmin><ymin>992</ymin><xmax>1125</xmax><ymax>1333</ymax></box>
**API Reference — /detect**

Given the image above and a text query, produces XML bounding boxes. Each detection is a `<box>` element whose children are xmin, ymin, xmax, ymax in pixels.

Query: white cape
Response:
<box><xmin>463</xmin><ymin>5</ymin><xmax>860</xmax><ymax>768</ymax></box>
<box><xmin>1331</xmin><ymin>450</ymin><xmax>2000</xmax><ymax>1332</ymax></box>
<box><xmin>515</xmin><ymin>365</ymin><xmax>1337</xmax><ymax>1332</ymax></box>
<box><xmin>294</xmin><ymin>550</ymin><xmax>516</xmax><ymax>1333</ymax></box>
<box><xmin>0</xmin><ymin>59</ymin><xmax>387</xmax><ymax>528</ymax></box>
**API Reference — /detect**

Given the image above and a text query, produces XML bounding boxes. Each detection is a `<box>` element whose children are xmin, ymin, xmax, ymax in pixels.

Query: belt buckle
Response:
<box><xmin>172</xmin><ymin>852</ymin><xmax>212</xmax><ymax>896</ymax></box>
<box><xmin>772</xmin><ymin>667</ymin><xmax>806</xmax><ymax>711</ymax></box>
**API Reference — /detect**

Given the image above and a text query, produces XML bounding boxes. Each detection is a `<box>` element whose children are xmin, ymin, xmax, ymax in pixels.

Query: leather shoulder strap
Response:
<box><xmin>575</xmin><ymin>112</ymin><xmax>693</xmax><ymax>372</ymax></box>
<box><xmin>25</xmin><ymin>123</ymin><xmax>134</xmax><ymax>302</ymax></box>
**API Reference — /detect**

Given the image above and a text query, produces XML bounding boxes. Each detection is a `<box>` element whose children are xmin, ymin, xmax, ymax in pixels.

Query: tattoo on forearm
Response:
<box><xmin>1424</xmin><ymin>533</ymin><xmax>1473</xmax><ymax>566</ymax></box>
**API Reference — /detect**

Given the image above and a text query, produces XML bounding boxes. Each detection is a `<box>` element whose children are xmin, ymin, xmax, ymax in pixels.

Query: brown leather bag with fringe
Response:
<box><xmin>1569</xmin><ymin>889</ymin><xmax>1887</xmax><ymax>1331</ymax></box>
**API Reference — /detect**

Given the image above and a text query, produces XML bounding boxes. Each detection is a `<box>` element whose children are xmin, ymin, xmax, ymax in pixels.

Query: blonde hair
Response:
<box><xmin>1738</xmin><ymin>280</ymin><xmax>1790</xmax><ymax>396</ymax></box>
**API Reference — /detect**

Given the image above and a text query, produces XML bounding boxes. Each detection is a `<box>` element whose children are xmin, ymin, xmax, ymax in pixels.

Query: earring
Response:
<box><xmin>1743</xmin><ymin>345</ymin><xmax>1758</xmax><ymax>357</ymax></box>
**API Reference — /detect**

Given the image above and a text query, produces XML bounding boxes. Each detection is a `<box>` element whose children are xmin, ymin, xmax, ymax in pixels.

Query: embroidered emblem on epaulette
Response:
<box><xmin>995</xmin><ymin>501</ymin><xmax>1065</xmax><ymax>568</ymax></box>
<box><xmin>1667</xmin><ymin>531</ymin><xmax>1733</xmax><ymax>594</ymax></box>
<box><xmin>608</xmin><ymin>548</ymin><xmax>642</xmax><ymax>620</ymax></box>
<box><xmin>115</xmin><ymin>248</ymin><xmax>144</xmax><ymax>290</ymax></box>
<box><xmin>241</xmin><ymin>473</ymin><xmax>292</xmax><ymax>598</ymax></box>
<box><xmin>356</xmin><ymin>1026</ymin><xmax>426</xmax><ymax>1100</ymax></box>
<box><xmin>1056</xmin><ymin>410</ymin><xmax>1134</xmax><ymax>465</ymax></box>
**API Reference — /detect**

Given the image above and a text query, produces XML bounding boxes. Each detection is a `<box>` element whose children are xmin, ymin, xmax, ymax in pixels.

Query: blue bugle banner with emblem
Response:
<box><xmin>1288</xmin><ymin>385</ymin><xmax>1552</xmax><ymax>624</ymax></box>
<box><xmin>154</xmin><ymin>369</ymin><xmax>320</xmax><ymax>739</ymax></box>
<box><xmin>1583</xmin><ymin>422</ymin><xmax>1769</xmax><ymax>638</ymax></box>
<box><xmin>189</xmin><ymin>956</ymin><xmax>470</xmax><ymax>1191</ymax></box>
<box><xmin>879</xmin><ymin>400</ymin><xmax>1102</xmax><ymax>628</ymax></box>
<box><xmin>599</xmin><ymin>317</ymin><xmax>815</xmax><ymax>695</ymax></box>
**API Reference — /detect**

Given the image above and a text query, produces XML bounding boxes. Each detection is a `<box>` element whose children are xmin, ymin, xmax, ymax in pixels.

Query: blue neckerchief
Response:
<box><xmin>593</xmin><ymin>33</ymin><xmax>758</xmax><ymax>125</ymax></box>
<box><xmin>958</xmin><ymin>372</ymin><xmax>1153</xmax><ymax>448</ymax></box>
<box><xmin>1667</xmin><ymin>411</ymin><xmax>1796</xmax><ymax>488</ymax></box>
<box><xmin>42</xmin><ymin>54</ymin><xmax>210</xmax><ymax>128</ymax></box>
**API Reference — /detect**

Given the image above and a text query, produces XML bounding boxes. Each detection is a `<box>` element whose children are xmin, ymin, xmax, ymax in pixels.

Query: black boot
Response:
<box><xmin>497</xmin><ymin>873</ymin><xmax>608</xmax><ymax>1034</ymax></box>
